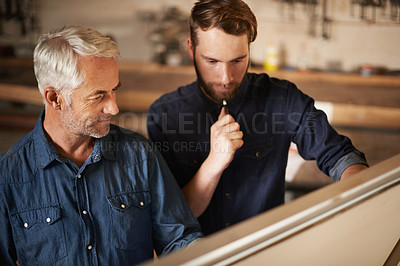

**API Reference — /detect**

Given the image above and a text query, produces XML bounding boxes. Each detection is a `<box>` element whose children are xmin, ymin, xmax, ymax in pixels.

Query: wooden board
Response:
<box><xmin>1</xmin><ymin>82</ymin><xmax>398</xmax><ymax>129</ymax></box>
<box><xmin>143</xmin><ymin>154</ymin><xmax>400</xmax><ymax>265</ymax></box>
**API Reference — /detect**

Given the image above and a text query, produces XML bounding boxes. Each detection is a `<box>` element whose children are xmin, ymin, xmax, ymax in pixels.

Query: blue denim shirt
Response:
<box><xmin>147</xmin><ymin>72</ymin><xmax>368</xmax><ymax>235</ymax></box>
<box><xmin>0</xmin><ymin>112</ymin><xmax>202</xmax><ymax>265</ymax></box>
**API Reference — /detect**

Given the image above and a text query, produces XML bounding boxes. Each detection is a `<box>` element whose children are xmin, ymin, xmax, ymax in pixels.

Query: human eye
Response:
<box><xmin>232</xmin><ymin>57</ymin><xmax>246</xmax><ymax>64</ymax></box>
<box><xmin>113</xmin><ymin>82</ymin><xmax>121</xmax><ymax>93</ymax></box>
<box><xmin>90</xmin><ymin>94</ymin><xmax>105</xmax><ymax>102</ymax></box>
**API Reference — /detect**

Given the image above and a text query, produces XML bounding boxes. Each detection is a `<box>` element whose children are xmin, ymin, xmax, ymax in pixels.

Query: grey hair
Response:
<box><xmin>33</xmin><ymin>25</ymin><xmax>120</xmax><ymax>105</ymax></box>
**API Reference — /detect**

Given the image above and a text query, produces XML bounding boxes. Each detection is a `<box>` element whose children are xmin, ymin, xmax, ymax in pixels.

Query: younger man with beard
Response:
<box><xmin>147</xmin><ymin>0</ymin><xmax>368</xmax><ymax>236</ymax></box>
<box><xmin>0</xmin><ymin>25</ymin><xmax>201</xmax><ymax>265</ymax></box>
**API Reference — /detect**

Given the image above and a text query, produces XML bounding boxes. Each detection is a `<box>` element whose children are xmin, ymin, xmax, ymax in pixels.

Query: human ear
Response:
<box><xmin>43</xmin><ymin>87</ymin><xmax>63</xmax><ymax>110</ymax></box>
<box><xmin>187</xmin><ymin>37</ymin><xmax>194</xmax><ymax>60</ymax></box>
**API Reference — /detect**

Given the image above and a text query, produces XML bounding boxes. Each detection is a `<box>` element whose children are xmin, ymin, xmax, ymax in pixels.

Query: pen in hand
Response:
<box><xmin>222</xmin><ymin>100</ymin><xmax>229</xmax><ymax>115</ymax></box>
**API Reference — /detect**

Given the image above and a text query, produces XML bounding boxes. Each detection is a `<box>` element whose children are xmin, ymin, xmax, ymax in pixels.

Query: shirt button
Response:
<box><xmin>87</xmin><ymin>245</ymin><xmax>93</xmax><ymax>250</ymax></box>
<box><xmin>140</xmin><ymin>201</ymin><xmax>144</xmax><ymax>206</ymax></box>
<box><xmin>82</xmin><ymin>210</ymin><xmax>88</xmax><ymax>215</ymax></box>
<box><xmin>225</xmin><ymin>222</ymin><xmax>230</xmax><ymax>227</ymax></box>
<box><xmin>23</xmin><ymin>223</ymin><xmax>28</xmax><ymax>228</ymax></box>
<box><xmin>121</xmin><ymin>204</ymin><xmax>126</xmax><ymax>209</ymax></box>
<box><xmin>94</xmin><ymin>155</ymin><xmax>100</xmax><ymax>160</ymax></box>
<box><xmin>77</xmin><ymin>174</ymin><xmax>82</xmax><ymax>179</ymax></box>
<box><xmin>255</xmin><ymin>151</ymin><xmax>261</xmax><ymax>158</ymax></box>
<box><xmin>46</xmin><ymin>217</ymin><xmax>51</xmax><ymax>223</ymax></box>
<box><xmin>225</xmin><ymin>193</ymin><xmax>231</xmax><ymax>198</ymax></box>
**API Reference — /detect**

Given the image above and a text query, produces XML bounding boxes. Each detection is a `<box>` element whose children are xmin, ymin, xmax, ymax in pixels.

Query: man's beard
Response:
<box><xmin>61</xmin><ymin>105</ymin><xmax>111</xmax><ymax>139</ymax></box>
<box><xmin>194</xmin><ymin>57</ymin><xmax>248</xmax><ymax>103</ymax></box>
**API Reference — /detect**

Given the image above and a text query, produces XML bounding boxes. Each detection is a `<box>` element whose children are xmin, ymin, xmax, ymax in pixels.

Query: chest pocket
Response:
<box><xmin>10</xmin><ymin>205</ymin><xmax>67</xmax><ymax>265</ymax></box>
<box><xmin>107</xmin><ymin>191</ymin><xmax>152</xmax><ymax>251</ymax></box>
<box><xmin>238</xmin><ymin>140</ymin><xmax>275</xmax><ymax>180</ymax></box>
<box><xmin>240</xmin><ymin>140</ymin><xmax>274</xmax><ymax>160</ymax></box>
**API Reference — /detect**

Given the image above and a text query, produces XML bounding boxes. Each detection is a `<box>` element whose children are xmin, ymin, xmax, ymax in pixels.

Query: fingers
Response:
<box><xmin>208</xmin><ymin>111</ymin><xmax>244</xmax><ymax>171</ymax></box>
<box><xmin>228</xmin><ymin>130</ymin><xmax>244</xmax><ymax>141</ymax></box>
<box><xmin>211</xmin><ymin>133</ymin><xmax>243</xmax><ymax>156</ymax></box>
<box><xmin>220</xmin><ymin>121</ymin><xmax>241</xmax><ymax>135</ymax></box>
<box><xmin>211</xmin><ymin>114</ymin><xmax>243</xmax><ymax>153</ymax></box>
<box><xmin>217</xmin><ymin>108</ymin><xmax>235</xmax><ymax>127</ymax></box>
<box><xmin>218</xmin><ymin>107</ymin><xmax>225</xmax><ymax>120</ymax></box>
<box><xmin>213</xmin><ymin>109</ymin><xmax>242</xmax><ymax>138</ymax></box>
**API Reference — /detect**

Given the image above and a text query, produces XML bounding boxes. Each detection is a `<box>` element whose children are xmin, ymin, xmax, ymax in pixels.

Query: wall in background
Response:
<box><xmin>1</xmin><ymin>0</ymin><xmax>399</xmax><ymax>72</ymax></box>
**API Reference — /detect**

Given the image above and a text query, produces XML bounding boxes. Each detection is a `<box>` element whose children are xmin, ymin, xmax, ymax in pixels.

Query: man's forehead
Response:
<box><xmin>197</xmin><ymin>27</ymin><xmax>248</xmax><ymax>41</ymax></box>
<box><xmin>196</xmin><ymin>28</ymin><xmax>249</xmax><ymax>60</ymax></box>
<box><xmin>79</xmin><ymin>55</ymin><xmax>115</xmax><ymax>66</ymax></box>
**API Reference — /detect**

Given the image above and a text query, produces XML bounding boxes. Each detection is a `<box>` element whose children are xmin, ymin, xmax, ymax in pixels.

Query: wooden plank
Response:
<box><xmin>384</xmin><ymin>238</ymin><xmax>400</xmax><ymax>266</ymax></box>
<box><xmin>0</xmin><ymin>83</ymin><xmax>164</xmax><ymax>113</ymax></box>
<box><xmin>0</xmin><ymin>83</ymin><xmax>43</xmax><ymax>105</ymax></box>
<box><xmin>1</xmin><ymin>59</ymin><xmax>400</xmax><ymax>109</ymax></box>
<box><xmin>332</xmin><ymin>103</ymin><xmax>400</xmax><ymax>129</ymax></box>
<box><xmin>238</xmin><ymin>182</ymin><xmax>400</xmax><ymax>265</ymax></box>
<box><xmin>116</xmin><ymin>90</ymin><xmax>164</xmax><ymax>112</ymax></box>
<box><xmin>0</xmin><ymin>114</ymin><xmax>37</xmax><ymax>129</ymax></box>
<box><xmin>143</xmin><ymin>154</ymin><xmax>400</xmax><ymax>265</ymax></box>
<box><xmin>1</xmin><ymin>83</ymin><xmax>399</xmax><ymax>129</ymax></box>
<box><xmin>316</xmin><ymin>101</ymin><xmax>400</xmax><ymax>129</ymax></box>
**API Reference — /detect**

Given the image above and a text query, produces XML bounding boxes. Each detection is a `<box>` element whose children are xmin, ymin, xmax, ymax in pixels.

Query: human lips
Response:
<box><xmin>96</xmin><ymin>116</ymin><xmax>112</xmax><ymax>123</ymax></box>
<box><xmin>215</xmin><ymin>85</ymin><xmax>232</xmax><ymax>92</ymax></box>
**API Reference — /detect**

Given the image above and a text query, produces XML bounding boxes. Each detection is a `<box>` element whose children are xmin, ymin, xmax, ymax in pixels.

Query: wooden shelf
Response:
<box><xmin>1</xmin><ymin>60</ymin><xmax>399</xmax><ymax>129</ymax></box>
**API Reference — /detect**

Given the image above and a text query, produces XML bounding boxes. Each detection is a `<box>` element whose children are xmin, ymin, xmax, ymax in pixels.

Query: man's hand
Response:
<box><xmin>181</xmin><ymin>108</ymin><xmax>243</xmax><ymax>217</ymax></box>
<box><xmin>208</xmin><ymin>108</ymin><xmax>244</xmax><ymax>173</ymax></box>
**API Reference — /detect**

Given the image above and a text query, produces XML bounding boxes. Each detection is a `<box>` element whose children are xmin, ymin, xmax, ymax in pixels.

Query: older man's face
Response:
<box><xmin>61</xmin><ymin>56</ymin><xmax>120</xmax><ymax>138</ymax></box>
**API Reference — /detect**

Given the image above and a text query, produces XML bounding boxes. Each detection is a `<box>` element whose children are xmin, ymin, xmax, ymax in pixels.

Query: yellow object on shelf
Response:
<box><xmin>263</xmin><ymin>42</ymin><xmax>278</xmax><ymax>72</ymax></box>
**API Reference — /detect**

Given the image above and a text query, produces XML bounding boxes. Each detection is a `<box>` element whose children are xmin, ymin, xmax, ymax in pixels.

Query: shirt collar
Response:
<box><xmin>33</xmin><ymin>111</ymin><xmax>117</xmax><ymax>169</ymax></box>
<box><xmin>97</xmin><ymin>125</ymin><xmax>118</xmax><ymax>161</ymax></box>
<box><xmin>33</xmin><ymin>110</ymin><xmax>66</xmax><ymax>169</ymax></box>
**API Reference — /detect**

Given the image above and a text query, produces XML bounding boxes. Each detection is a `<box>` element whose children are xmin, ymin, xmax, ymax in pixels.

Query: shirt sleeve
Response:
<box><xmin>286</xmin><ymin>82</ymin><xmax>368</xmax><ymax>181</ymax></box>
<box><xmin>0</xmin><ymin>194</ymin><xmax>18</xmax><ymax>265</ymax></box>
<box><xmin>147</xmin><ymin>104</ymin><xmax>185</xmax><ymax>187</ymax></box>
<box><xmin>147</xmin><ymin>146</ymin><xmax>202</xmax><ymax>255</ymax></box>
<box><xmin>147</xmin><ymin>103</ymin><xmax>164</xmax><ymax>147</ymax></box>
<box><xmin>329</xmin><ymin>151</ymin><xmax>368</xmax><ymax>181</ymax></box>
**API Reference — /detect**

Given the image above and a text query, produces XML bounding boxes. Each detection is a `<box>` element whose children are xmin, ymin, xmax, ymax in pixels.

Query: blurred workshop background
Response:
<box><xmin>0</xmin><ymin>0</ymin><xmax>399</xmax><ymax>200</ymax></box>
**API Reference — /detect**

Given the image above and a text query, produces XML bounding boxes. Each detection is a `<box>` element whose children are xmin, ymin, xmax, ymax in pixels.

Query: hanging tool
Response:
<box><xmin>322</xmin><ymin>0</ymin><xmax>331</xmax><ymax>39</ymax></box>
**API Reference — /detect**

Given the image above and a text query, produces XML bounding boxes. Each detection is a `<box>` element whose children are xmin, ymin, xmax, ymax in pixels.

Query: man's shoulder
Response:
<box><xmin>247</xmin><ymin>72</ymin><xmax>294</xmax><ymax>91</ymax></box>
<box><xmin>107</xmin><ymin>124</ymin><xmax>149</xmax><ymax>144</ymax></box>
<box><xmin>0</xmin><ymin>131</ymin><xmax>37</xmax><ymax>184</ymax></box>
<box><xmin>105</xmin><ymin>124</ymin><xmax>156</xmax><ymax>156</ymax></box>
<box><xmin>1</xmin><ymin>130</ymin><xmax>35</xmax><ymax>161</ymax></box>
<box><xmin>246</xmin><ymin>72</ymin><xmax>305</xmax><ymax>103</ymax></box>
<box><xmin>149</xmin><ymin>80</ymin><xmax>198</xmax><ymax>112</ymax></box>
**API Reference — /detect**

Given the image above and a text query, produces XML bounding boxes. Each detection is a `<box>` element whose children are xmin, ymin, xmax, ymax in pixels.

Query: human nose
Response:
<box><xmin>220</xmin><ymin>63</ymin><xmax>233</xmax><ymax>85</ymax></box>
<box><xmin>104</xmin><ymin>93</ymin><xmax>119</xmax><ymax>115</ymax></box>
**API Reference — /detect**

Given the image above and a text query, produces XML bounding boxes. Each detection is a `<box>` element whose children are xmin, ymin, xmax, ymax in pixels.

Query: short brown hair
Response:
<box><xmin>190</xmin><ymin>0</ymin><xmax>258</xmax><ymax>47</ymax></box>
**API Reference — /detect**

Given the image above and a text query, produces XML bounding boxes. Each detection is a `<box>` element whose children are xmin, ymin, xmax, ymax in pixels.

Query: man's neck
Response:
<box><xmin>43</xmin><ymin>109</ymin><xmax>94</xmax><ymax>168</ymax></box>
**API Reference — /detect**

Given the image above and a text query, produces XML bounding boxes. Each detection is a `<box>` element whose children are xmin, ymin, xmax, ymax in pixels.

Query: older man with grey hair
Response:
<box><xmin>0</xmin><ymin>25</ymin><xmax>201</xmax><ymax>265</ymax></box>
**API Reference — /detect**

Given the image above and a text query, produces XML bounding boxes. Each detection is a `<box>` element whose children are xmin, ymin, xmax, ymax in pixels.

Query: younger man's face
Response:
<box><xmin>189</xmin><ymin>27</ymin><xmax>250</xmax><ymax>103</ymax></box>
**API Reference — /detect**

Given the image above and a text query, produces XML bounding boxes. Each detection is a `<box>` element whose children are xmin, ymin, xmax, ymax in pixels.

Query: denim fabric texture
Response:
<box><xmin>0</xmin><ymin>112</ymin><xmax>202</xmax><ymax>265</ymax></box>
<box><xmin>147</xmin><ymin>72</ymin><xmax>368</xmax><ymax>235</ymax></box>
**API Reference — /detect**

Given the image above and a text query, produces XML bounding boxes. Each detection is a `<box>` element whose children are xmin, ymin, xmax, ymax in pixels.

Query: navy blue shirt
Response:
<box><xmin>0</xmin><ymin>112</ymin><xmax>202</xmax><ymax>265</ymax></box>
<box><xmin>147</xmin><ymin>72</ymin><xmax>368</xmax><ymax>235</ymax></box>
